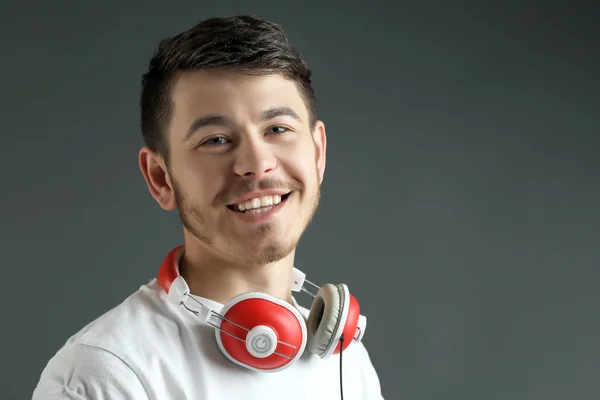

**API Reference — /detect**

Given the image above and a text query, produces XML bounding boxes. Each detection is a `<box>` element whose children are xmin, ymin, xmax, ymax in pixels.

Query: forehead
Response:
<box><xmin>168</xmin><ymin>70</ymin><xmax>309</xmax><ymax>139</ymax></box>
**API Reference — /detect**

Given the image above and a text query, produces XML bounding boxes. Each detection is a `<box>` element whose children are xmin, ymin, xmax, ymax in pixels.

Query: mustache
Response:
<box><xmin>216</xmin><ymin>178</ymin><xmax>305</xmax><ymax>206</ymax></box>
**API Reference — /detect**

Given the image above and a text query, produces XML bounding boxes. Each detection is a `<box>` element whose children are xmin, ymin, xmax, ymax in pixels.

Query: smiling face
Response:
<box><xmin>140</xmin><ymin>70</ymin><xmax>326</xmax><ymax>265</ymax></box>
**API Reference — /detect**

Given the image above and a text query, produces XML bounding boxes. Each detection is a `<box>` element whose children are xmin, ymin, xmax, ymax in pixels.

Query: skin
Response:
<box><xmin>139</xmin><ymin>70</ymin><xmax>327</xmax><ymax>305</ymax></box>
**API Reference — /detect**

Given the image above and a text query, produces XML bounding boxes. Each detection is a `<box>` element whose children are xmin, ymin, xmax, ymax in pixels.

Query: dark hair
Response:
<box><xmin>139</xmin><ymin>15</ymin><xmax>317</xmax><ymax>161</ymax></box>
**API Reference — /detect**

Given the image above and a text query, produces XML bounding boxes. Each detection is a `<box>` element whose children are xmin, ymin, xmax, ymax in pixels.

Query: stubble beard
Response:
<box><xmin>171</xmin><ymin>174</ymin><xmax>321</xmax><ymax>266</ymax></box>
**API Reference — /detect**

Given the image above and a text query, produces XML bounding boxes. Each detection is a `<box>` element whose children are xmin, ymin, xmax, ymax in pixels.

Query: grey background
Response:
<box><xmin>1</xmin><ymin>1</ymin><xmax>599</xmax><ymax>399</ymax></box>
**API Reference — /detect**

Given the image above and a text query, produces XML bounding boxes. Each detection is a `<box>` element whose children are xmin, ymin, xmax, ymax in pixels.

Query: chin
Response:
<box><xmin>231</xmin><ymin>236</ymin><xmax>298</xmax><ymax>265</ymax></box>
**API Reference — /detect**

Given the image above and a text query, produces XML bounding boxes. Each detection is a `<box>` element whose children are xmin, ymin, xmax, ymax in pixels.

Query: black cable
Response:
<box><xmin>339</xmin><ymin>334</ymin><xmax>345</xmax><ymax>400</ymax></box>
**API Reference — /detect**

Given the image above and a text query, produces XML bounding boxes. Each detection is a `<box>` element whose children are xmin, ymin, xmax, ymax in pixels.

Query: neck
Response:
<box><xmin>179</xmin><ymin>239</ymin><xmax>296</xmax><ymax>306</ymax></box>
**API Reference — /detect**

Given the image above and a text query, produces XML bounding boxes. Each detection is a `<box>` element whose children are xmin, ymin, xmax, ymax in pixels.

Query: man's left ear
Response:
<box><xmin>312</xmin><ymin>120</ymin><xmax>327</xmax><ymax>184</ymax></box>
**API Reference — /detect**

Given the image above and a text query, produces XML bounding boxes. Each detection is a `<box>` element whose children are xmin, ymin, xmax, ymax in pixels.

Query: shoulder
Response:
<box><xmin>349</xmin><ymin>341</ymin><xmax>383</xmax><ymax>388</ymax></box>
<box><xmin>338</xmin><ymin>339</ymin><xmax>383</xmax><ymax>398</ymax></box>
<box><xmin>63</xmin><ymin>280</ymin><xmax>172</xmax><ymax>355</ymax></box>
<box><xmin>32</xmin><ymin>280</ymin><xmax>171</xmax><ymax>399</ymax></box>
<box><xmin>32</xmin><ymin>342</ymin><xmax>148</xmax><ymax>399</ymax></box>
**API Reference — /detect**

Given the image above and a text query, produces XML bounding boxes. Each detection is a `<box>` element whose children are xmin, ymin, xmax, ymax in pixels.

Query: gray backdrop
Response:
<box><xmin>2</xmin><ymin>1</ymin><xmax>598</xmax><ymax>399</ymax></box>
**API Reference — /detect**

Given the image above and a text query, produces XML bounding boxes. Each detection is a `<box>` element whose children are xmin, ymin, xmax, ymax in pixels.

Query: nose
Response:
<box><xmin>233</xmin><ymin>137</ymin><xmax>277</xmax><ymax>178</ymax></box>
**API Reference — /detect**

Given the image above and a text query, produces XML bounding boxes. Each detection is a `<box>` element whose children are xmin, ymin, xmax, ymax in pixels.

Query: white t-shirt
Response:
<box><xmin>32</xmin><ymin>279</ymin><xmax>384</xmax><ymax>399</ymax></box>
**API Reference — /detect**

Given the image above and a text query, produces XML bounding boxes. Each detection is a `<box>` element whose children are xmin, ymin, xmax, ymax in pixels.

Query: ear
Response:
<box><xmin>312</xmin><ymin>120</ymin><xmax>327</xmax><ymax>184</ymax></box>
<box><xmin>138</xmin><ymin>146</ymin><xmax>177</xmax><ymax>211</ymax></box>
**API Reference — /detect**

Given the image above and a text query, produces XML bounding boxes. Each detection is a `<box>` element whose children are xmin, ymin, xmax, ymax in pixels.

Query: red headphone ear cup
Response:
<box><xmin>332</xmin><ymin>292</ymin><xmax>360</xmax><ymax>355</ymax></box>
<box><xmin>215</xmin><ymin>293</ymin><xmax>307</xmax><ymax>372</ymax></box>
<box><xmin>306</xmin><ymin>283</ymin><xmax>347</xmax><ymax>358</ymax></box>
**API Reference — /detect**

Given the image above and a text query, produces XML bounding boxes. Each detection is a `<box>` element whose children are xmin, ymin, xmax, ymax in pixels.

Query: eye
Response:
<box><xmin>201</xmin><ymin>136</ymin><xmax>229</xmax><ymax>146</ymax></box>
<box><xmin>267</xmin><ymin>126</ymin><xmax>289</xmax><ymax>135</ymax></box>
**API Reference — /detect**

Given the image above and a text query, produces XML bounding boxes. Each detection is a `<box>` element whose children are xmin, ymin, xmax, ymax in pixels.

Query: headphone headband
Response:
<box><xmin>159</xmin><ymin>246</ymin><xmax>309</xmax><ymax>300</ymax></box>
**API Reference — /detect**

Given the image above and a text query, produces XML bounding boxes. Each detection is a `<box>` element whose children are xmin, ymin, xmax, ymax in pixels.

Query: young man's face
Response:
<box><xmin>141</xmin><ymin>70</ymin><xmax>326</xmax><ymax>265</ymax></box>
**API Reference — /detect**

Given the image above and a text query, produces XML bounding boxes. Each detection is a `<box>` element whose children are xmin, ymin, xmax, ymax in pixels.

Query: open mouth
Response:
<box><xmin>226</xmin><ymin>192</ymin><xmax>291</xmax><ymax>214</ymax></box>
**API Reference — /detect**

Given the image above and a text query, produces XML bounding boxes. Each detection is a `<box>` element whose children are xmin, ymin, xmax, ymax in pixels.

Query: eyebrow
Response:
<box><xmin>184</xmin><ymin>115</ymin><xmax>231</xmax><ymax>141</ymax></box>
<box><xmin>260</xmin><ymin>106</ymin><xmax>302</xmax><ymax>123</ymax></box>
<box><xmin>184</xmin><ymin>106</ymin><xmax>302</xmax><ymax>141</ymax></box>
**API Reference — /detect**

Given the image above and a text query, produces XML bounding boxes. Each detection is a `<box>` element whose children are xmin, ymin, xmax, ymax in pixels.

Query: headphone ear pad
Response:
<box><xmin>306</xmin><ymin>283</ymin><xmax>346</xmax><ymax>358</ymax></box>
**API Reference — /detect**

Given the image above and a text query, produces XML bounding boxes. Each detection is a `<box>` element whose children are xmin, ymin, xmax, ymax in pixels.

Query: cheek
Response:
<box><xmin>174</xmin><ymin>158</ymin><xmax>225</xmax><ymax>203</ymax></box>
<box><xmin>284</xmin><ymin>144</ymin><xmax>319</xmax><ymax>186</ymax></box>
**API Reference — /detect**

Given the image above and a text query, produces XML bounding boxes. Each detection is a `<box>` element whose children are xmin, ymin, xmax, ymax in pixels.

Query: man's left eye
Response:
<box><xmin>268</xmin><ymin>126</ymin><xmax>288</xmax><ymax>134</ymax></box>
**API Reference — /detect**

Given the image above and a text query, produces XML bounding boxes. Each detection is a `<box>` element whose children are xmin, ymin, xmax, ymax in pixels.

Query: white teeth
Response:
<box><xmin>261</xmin><ymin>196</ymin><xmax>273</xmax><ymax>206</ymax></box>
<box><xmin>245</xmin><ymin>206</ymin><xmax>273</xmax><ymax>214</ymax></box>
<box><xmin>233</xmin><ymin>194</ymin><xmax>284</xmax><ymax>213</ymax></box>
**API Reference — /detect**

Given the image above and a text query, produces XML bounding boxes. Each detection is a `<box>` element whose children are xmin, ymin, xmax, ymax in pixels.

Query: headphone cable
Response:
<box><xmin>339</xmin><ymin>334</ymin><xmax>345</xmax><ymax>400</ymax></box>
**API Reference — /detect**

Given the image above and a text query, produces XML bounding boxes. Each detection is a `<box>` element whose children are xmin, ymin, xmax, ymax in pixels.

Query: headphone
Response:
<box><xmin>157</xmin><ymin>246</ymin><xmax>367</xmax><ymax>372</ymax></box>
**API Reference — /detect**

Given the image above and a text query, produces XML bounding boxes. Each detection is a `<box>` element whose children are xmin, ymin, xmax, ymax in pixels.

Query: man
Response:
<box><xmin>33</xmin><ymin>15</ymin><xmax>383</xmax><ymax>399</ymax></box>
